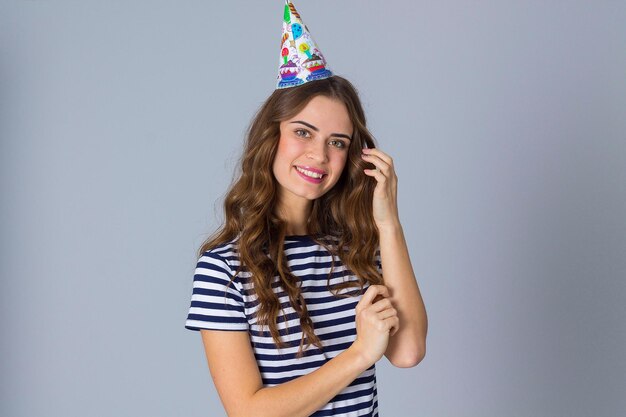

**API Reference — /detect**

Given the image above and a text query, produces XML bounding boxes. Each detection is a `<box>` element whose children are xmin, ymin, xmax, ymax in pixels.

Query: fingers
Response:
<box><xmin>371</xmin><ymin>297</ymin><xmax>393</xmax><ymax>313</ymax></box>
<box><xmin>361</xmin><ymin>154</ymin><xmax>390</xmax><ymax>177</ymax></box>
<box><xmin>361</xmin><ymin>148</ymin><xmax>395</xmax><ymax>177</ymax></box>
<box><xmin>359</xmin><ymin>285</ymin><xmax>389</xmax><ymax>305</ymax></box>
<box><xmin>372</xmin><ymin>294</ymin><xmax>385</xmax><ymax>304</ymax></box>
<box><xmin>376</xmin><ymin>316</ymin><xmax>399</xmax><ymax>336</ymax></box>
<box><xmin>360</xmin><ymin>286</ymin><xmax>396</xmax><ymax>315</ymax></box>
<box><xmin>362</xmin><ymin>147</ymin><xmax>393</xmax><ymax>166</ymax></box>
<box><xmin>386</xmin><ymin>316</ymin><xmax>400</xmax><ymax>336</ymax></box>
<box><xmin>355</xmin><ymin>284</ymin><xmax>400</xmax><ymax>339</ymax></box>
<box><xmin>377</xmin><ymin>306</ymin><xmax>397</xmax><ymax>320</ymax></box>
<box><xmin>363</xmin><ymin>166</ymin><xmax>388</xmax><ymax>181</ymax></box>
<box><xmin>374</xmin><ymin>292</ymin><xmax>399</xmax><ymax>336</ymax></box>
<box><xmin>356</xmin><ymin>285</ymin><xmax>390</xmax><ymax>314</ymax></box>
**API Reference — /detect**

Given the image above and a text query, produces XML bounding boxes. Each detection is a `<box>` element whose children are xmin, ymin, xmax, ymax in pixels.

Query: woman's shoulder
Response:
<box><xmin>199</xmin><ymin>237</ymin><xmax>242</xmax><ymax>268</ymax></box>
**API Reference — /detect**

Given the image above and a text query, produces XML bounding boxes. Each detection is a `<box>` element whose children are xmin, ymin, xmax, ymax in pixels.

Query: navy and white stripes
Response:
<box><xmin>185</xmin><ymin>234</ymin><xmax>382</xmax><ymax>416</ymax></box>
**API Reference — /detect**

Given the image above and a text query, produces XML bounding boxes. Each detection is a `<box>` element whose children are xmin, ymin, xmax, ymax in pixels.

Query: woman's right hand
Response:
<box><xmin>351</xmin><ymin>284</ymin><xmax>400</xmax><ymax>366</ymax></box>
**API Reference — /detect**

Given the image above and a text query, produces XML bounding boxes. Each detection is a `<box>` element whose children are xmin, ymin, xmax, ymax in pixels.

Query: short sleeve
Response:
<box><xmin>185</xmin><ymin>250</ymin><xmax>249</xmax><ymax>332</ymax></box>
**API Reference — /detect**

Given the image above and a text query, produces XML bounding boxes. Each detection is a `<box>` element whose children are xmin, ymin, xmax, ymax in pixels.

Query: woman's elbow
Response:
<box><xmin>394</xmin><ymin>345</ymin><xmax>426</xmax><ymax>368</ymax></box>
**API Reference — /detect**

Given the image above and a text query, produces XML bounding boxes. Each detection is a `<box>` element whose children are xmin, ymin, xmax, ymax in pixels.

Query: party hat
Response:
<box><xmin>276</xmin><ymin>0</ymin><xmax>333</xmax><ymax>89</ymax></box>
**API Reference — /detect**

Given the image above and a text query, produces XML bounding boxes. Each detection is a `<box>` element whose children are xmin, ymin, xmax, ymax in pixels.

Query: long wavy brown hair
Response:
<box><xmin>197</xmin><ymin>75</ymin><xmax>383</xmax><ymax>358</ymax></box>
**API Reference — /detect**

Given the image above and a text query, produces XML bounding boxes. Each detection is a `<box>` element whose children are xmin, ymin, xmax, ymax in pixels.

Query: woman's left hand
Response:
<box><xmin>361</xmin><ymin>147</ymin><xmax>400</xmax><ymax>231</ymax></box>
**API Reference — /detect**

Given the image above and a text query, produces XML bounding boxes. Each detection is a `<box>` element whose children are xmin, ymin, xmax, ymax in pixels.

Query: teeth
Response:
<box><xmin>296</xmin><ymin>166</ymin><xmax>324</xmax><ymax>179</ymax></box>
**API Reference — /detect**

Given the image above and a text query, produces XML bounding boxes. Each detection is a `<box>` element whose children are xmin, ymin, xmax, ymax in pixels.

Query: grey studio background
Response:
<box><xmin>1</xmin><ymin>0</ymin><xmax>625</xmax><ymax>416</ymax></box>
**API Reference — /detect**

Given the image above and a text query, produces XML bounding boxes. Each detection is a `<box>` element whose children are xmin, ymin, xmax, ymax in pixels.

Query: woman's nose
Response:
<box><xmin>306</xmin><ymin>140</ymin><xmax>328</xmax><ymax>162</ymax></box>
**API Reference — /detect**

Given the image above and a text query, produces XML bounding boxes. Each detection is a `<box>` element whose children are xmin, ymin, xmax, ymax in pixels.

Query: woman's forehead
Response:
<box><xmin>283</xmin><ymin>97</ymin><xmax>353</xmax><ymax>135</ymax></box>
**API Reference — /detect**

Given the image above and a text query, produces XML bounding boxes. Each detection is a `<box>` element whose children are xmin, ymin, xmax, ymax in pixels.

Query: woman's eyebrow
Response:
<box><xmin>290</xmin><ymin>120</ymin><xmax>352</xmax><ymax>141</ymax></box>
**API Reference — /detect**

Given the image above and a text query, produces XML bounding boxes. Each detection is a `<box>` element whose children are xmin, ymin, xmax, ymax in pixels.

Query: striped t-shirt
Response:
<box><xmin>185</xmin><ymin>234</ymin><xmax>382</xmax><ymax>416</ymax></box>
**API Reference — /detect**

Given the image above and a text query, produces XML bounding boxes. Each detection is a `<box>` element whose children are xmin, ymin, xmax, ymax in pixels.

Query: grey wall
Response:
<box><xmin>1</xmin><ymin>1</ymin><xmax>625</xmax><ymax>416</ymax></box>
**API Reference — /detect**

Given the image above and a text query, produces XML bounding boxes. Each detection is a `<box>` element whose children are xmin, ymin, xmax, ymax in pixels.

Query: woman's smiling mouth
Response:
<box><xmin>294</xmin><ymin>166</ymin><xmax>326</xmax><ymax>183</ymax></box>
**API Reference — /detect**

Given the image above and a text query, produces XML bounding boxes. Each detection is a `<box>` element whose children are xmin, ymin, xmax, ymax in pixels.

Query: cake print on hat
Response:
<box><xmin>276</xmin><ymin>0</ymin><xmax>333</xmax><ymax>89</ymax></box>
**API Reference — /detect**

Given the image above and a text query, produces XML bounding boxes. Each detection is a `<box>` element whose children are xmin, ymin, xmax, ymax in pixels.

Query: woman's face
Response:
<box><xmin>273</xmin><ymin>95</ymin><xmax>354</xmax><ymax>207</ymax></box>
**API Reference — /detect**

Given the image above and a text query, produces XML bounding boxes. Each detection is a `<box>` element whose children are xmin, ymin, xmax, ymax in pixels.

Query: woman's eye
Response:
<box><xmin>295</xmin><ymin>129</ymin><xmax>310</xmax><ymax>138</ymax></box>
<box><xmin>329</xmin><ymin>139</ymin><xmax>347</xmax><ymax>149</ymax></box>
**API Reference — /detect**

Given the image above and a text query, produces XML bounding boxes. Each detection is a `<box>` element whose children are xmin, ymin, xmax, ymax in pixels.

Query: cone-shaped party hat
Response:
<box><xmin>276</xmin><ymin>0</ymin><xmax>333</xmax><ymax>89</ymax></box>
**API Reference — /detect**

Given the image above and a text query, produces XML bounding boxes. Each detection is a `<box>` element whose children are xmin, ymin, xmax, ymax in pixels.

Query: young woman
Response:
<box><xmin>185</xmin><ymin>75</ymin><xmax>428</xmax><ymax>417</ymax></box>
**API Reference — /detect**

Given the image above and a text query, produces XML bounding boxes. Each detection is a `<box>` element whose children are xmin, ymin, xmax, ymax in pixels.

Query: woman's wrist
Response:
<box><xmin>347</xmin><ymin>340</ymin><xmax>375</xmax><ymax>370</ymax></box>
<box><xmin>376</xmin><ymin>219</ymin><xmax>403</xmax><ymax>236</ymax></box>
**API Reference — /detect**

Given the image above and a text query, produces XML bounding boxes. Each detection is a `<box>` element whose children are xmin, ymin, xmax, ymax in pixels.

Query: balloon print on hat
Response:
<box><xmin>276</xmin><ymin>0</ymin><xmax>333</xmax><ymax>89</ymax></box>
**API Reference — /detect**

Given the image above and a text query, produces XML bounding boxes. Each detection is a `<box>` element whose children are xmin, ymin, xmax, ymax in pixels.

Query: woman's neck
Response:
<box><xmin>283</xmin><ymin>214</ymin><xmax>310</xmax><ymax>235</ymax></box>
<box><xmin>276</xmin><ymin>196</ymin><xmax>312</xmax><ymax>235</ymax></box>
